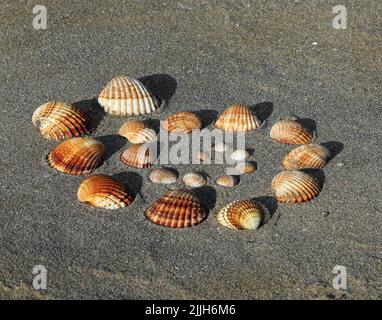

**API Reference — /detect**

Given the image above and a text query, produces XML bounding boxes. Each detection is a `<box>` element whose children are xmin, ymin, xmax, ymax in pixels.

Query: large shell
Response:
<box><xmin>182</xmin><ymin>172</ymin><xmax>207</xmax><ymax>188</ymax></box>
<box><xmin>270</xmin><ymin>119</ymin><xmax>313</xmax><ymax>145</ymax></box>
<box><xmin>216</xmin><ymin>200</ymin><xmax>264</xmax><ymax>230</ymax></box>
<box><xmin>119</xmin><ymin>120</ymin><xmax>157</xmax><ymax>144</ymax></box>
<box><xmin>215</xmin><ymin>104</ymin><xmax>261</xmax><ymax>132</ymax></box>
<box><xmin>77</xmin><ymin>175</ymin><xmax>133</xmax><ymax>209</ymax></box>
<box><xmin>47</xmin><ymin>137</ymin><xmax>105</xmax><ymax>175</ymax></box>
<box><xmin>98</xmin><ymin>75</ymin><xmax>160</xmax><ymax>116</ymax></box>
<box><xmin>282</xmin><ymin>144</ymin><xmax>330</xmax><ymax>170</ymax></box>
<box><xmin>149</xmin><ymin>168</ymin><xmax>178</xmax><ymax>184</ymax></box>
<box><xmin>120</xmin><ymin>143</ymin><xmax>157</xmax><ymax>168</ymax></box>
<box><xmin>215</xmin><ymin>175</ymin><xmax>239</xmax><ymax>187</ymax></box>
<box><xmin>146</xmin><ymin>190</ymin><xmax>206</xmax><ymax>228</ymax></box>
<box><xmin>271</xmin><ymin>170</ymin><xmax>320</xmax><ymax>203</ymax></box>
<box><xmin>32</xmin><ymin>101</ymin><xmax>91</xmax><ymax>140</ymax></box>
<box><xmin>162</xmin><ymin>112</ymin><xmax>203</xmax><ymax>133</ymax></box>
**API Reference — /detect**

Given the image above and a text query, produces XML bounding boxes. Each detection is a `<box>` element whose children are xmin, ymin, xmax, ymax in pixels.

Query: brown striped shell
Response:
<box><xmin>270</xmin><ymin>119</ymin><xmax>313</xmax><ymax>145</ymax></box>
<box><xmin>32</xmin><ymin>101</ymin><xmax>91</xmax><ymax>140</ymax></box>
<box><xmin>216</xmin><ymin>200</ymin><xmax>264</xmax><ymax>230</ymax></box>
<box><xmin>47</xmin><ymin>137</ymin><xmax>105</xmax><ymax>175</ymax></box>
<box><xmin>146</xmin><ymin>190</ymin><xmax>207</xmax><ymax>228</ymax></box>
<box><xmin>119</xmin><ymin>120</ymin><xmax>157</xmax><ymax>144</ymax></box>
<box><xmin>215</xmin><ymin>175</ymin><xmax>240</xmax><ymax>187</ymax></box>
<box><xmin>182</xmin><ymin>172</ymin><xmax>207</xmax><ymax>188</ymax></box>
<box><xmin>282</xmin><ymin>144</ymin><xmax>330</xmax><ymax>170</ymax></box>
<box><xmin>271</xmin><ymin>170</ymin><xmax>320</xmax><ymax>203</ymax></box>
<box><xmin>98</xmin><ymin>75</ymin><xmax>160</xmax><ymax>116</ymax></box>
<box><xmin>77</xmin><ymin>175</ymin><xmax>134</xmax><ymax>209</ymax></box>
<box><xmin>215</xmin><ymin>104</ymin><xmax>261</xmax><ymax>132</ymax></box>
<box><xmin>120</xmin><ymin>143</ymin><xmax>157</xmax><ymax>168</ymax></box>
<box><xmin>235</xmin><ymin>161</ymin><xmax>257</xmax><ymax>174</ymax></box>
<box><xmin>149</xmin><ymin>168</ymin><xmax>178</xmax><ymax>184</ymax></box>
<box><xmin>162</xmin><ymin>112</ymin><xmax>203</xmax><ymax>133</ymax></box>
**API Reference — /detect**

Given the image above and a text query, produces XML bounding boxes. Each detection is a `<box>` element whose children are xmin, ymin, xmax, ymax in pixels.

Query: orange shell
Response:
<box><xmin>120</xmin><ymin>143</ymin><xmax>157</xmax><ymax>168</ymax></box>
<box><xmin>235</xmin><ymin>161</ymin><xmax>257</xmax><ymax>174</ymax></box>
<box><xmin>282</xmin><ymin>144</ymin><xmax>330</xmax><ymax>170</ymax></box>
<box><xmin>162</xmin><ymin>112</ymin><xmax>203</xmax><ymax>133</ymax></box>
<box><xmin>215</xmin><ymin>104</ymin><xmax>261</xmax><ymax>132</ymax></box>
<box><xmin>48</xmin><ymin>137</ymin><xmax>105</xmax><ymax>175</ymax></box>
<box><xmin>215</xmin><ymin>175</ymin><xmax>239</xmax><ymax>187</ymax></box>
<box><xmin>270</xmin><ymin>119</ymin><xmax>313</xmax><ymax>145</ymax></box>
<box><xmin>119</xmin><ymin>120</ymin><xmax>157</xmax><ymax>144</ymax></box>
<box><xmin>146</xmin><ymin>190</ymin><xmax>207</xmax><ymax>228</ymax></box>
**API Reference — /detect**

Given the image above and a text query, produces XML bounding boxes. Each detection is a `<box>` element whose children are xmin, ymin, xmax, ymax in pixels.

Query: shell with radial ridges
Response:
<box><xmin>149</xmin><ymin>168</ymin><xmax>178</xmax><ymax>184</ymax></box>
<box><xmin>182</xmin><ymin>172</ymin><xmax>207</xmax><ymax>188</ymax></box>
<box><xmin>119</xmin><ymin>120</ymin><xmax>157</xmax><ymax>144</ymax></box>
<box><xmin>215</xmin><ymin>104</ymin><xmax>261</xmax><ymax>132</ymax></box>
<box><xmin>270</xmin><ymin>119</ymin><xmax>313</xmax><ymax>145</ymax></box>
<box><xmin>215</xmin><ymin>175</ymin><xmax>240</xmax><ymax>187</ymax></box>
<box><xmin>162</xmin><ymin>112</ymin><xmax>203</xmax><ymax>133</ymax></box>
<box><xmin>120</xmin><ymin>143</ymin><xmax>157</xmax><ymax>168</ymax></box>
<box><xmin>282</xmin><ymin>144</ymin><xmax>330</xmax><ymax>170</ymax></box>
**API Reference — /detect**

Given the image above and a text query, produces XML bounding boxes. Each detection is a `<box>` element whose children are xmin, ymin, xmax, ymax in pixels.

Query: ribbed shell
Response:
<box><xmin>162</xmin><ymin>112</ymin><xmax>203</xmax><ymax>133</ymax></box>
<box><xmin>149</xmin><ymin>168</ymin><xmax>177</xmax><ymax>184</ymax></box>
<box><xmin>98</xmin><ymin>75</ymin><xmax>160</xmax><ymax>116</ymax></box>
<box><xmin>231</xmin><ymin>149</ymin><xmax>250</xmax><ymax>161</ymax></box>
<box><xmin>120</xmin><ymin>143</ymin><xmax>157</xmax><ymax>168</ymax></box>
<box><xmin>119</xmin><ymin>120</ymin><xmax>157</xmax><ymax>144</ymax></box>
<box><xmin>215</xmin><ymin>104</ymin><xmax>261</xmax><ymax>131</ymax></box>
<box><xmin>235</xmin><ymin>161</ymin><xmax>257</xmax><ymax>174</ymax></box>
<box><xmin>47</xmin><ymin>137</ymin><xmax>105</xmax><ymax>175</ymax></box>
<box><xmin>216</xmin><ymin>200</ymin><xmax>264</xmax><ymax>230</ymax></box>
<box><xmin>282</xmin><ymin>144</ymin><xmax>330</xmax><ymax>170</ymax></box>
<box><xmin>271</xmin><ymin>170</ymin><xmax>320</xmax><ymax>203</ymax></box>
<box><xmin>182</xmin><ymin>172</ymin><xmax>207</xmax><ymax>188</ymax></box>
<box><xmin>270</xmin><ymin>119</ymin><xmax>313</xmax><ymax>145</ymax></box>
<box><xmin>216</xmin><ymin>175</ymin><xmax>239</xmax><ymax>187</ymax></box>
<box><xmin>77</xmin><ymin>175</ymin><xmax>133</xmax><ymax>209</ymax></box>
<box><xmin>146</xmin><ymin>190</ymin><xmax>206</xmax><ymax>228</ymax></box>
<box><xmin>32</xmin><ymin>101</ymin><xmax>91</xmax><ymax>140</ymax></box>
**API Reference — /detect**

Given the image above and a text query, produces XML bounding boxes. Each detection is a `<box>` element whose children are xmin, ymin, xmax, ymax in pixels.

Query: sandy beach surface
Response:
<box><xmin>0</xmin><ymin>0</ymin><xmax>381</xmax><ymax>299</ymax></box>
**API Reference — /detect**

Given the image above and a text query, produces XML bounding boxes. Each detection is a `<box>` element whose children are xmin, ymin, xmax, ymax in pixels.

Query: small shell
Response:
<box><xmin>216</xmin><ymin>200</ymin><xmax>264</xmax><ymax>230</ymax></box>
<box><xmin>98</xmin><ymin>75</ymin><xmax>160</xmax><ymax>116</ymax></box>
<box><xmin>182</xmin><ymin>172</ymin><xmax>207</xmax><ymax>188</ymax></box>
<box><xmin>77</xmin><ymin>175</ymin><xmax>134</xmax><ymax>209</ymax></box>
<box><xmin>282</xmin><ymin>144</ymin><xmax>330</xmax><ymax>170</ymax></box>
<box><xmin>162</xmin><ymin>112</ymin><xmax>203</xmax><ymax>133</ymax></box>
<box><xmin>149</xmin><ymin>168</ymin><xmax>178</xmax><ymax>184</ymax></box>
<box><xmin>214</xmin><ymin>142</ymin><xmax>230</xmax><ymax>153</ymax></box>
<box><xmin>119</xmin><ymin>120</ymin><xmax>157</xmax><ymax>144</ymax></box>
<box><xmin>146</xmin><ymin>190</ymin><xmax>206</xmax><ymax>228</ymax></box>
<box><xmin>47</xmin><ymin>137</ymin><xmax>105</xmax><ymax>175</ymax></box>
<box><xmin>32</xmin><ymin>101</ymin><xmax>91</xmax><ymax>140</ymax></box>
<box><xmin>270</xmin><ymin>119</ymin><xmax>313</xmax><ymax>145</ymax></box>
<box><xmin>230</xmin><ymin>149</ymin><xmax>250</xmax><ymax>161</ymax></box>
<box><xmin>197</xmin><ymin>151</ymin><xmax>210</xmax><ymax>161</ymax></box>
<box><xmin>120</xmin><ymin>143</ymin><xmax>157</xmax><ymax>168</ymax></box>
<box><xmin>216</xmin><ymin>175</ymin><xmax>240</xmax><ymax>187</ymax></box>
<box><xmin>235</xmin><ymin>161</ymin><xmax>257</xmax><ymax>174</ymax></box>
<box><xmin>215</xmin><ymin>104</ymin><xmax>261</xmax><ymax>131</ymax></box>
<box><xmin>271</xmin><ymin>170</ymin><xmax>320</xmax><ymax>203</ymax></box>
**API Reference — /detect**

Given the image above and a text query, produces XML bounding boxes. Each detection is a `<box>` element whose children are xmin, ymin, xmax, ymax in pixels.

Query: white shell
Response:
<box><xmin>182</xmin><ymin>172</ymin><xmax>207</xmax><ymax>188</ymax></box>
<box><xmin>214</xmin><ymin>142</ymin><xmax>230</xmax><ymax>153</ymax></box>
<box><xmin>230</xmin><ymin>149</ymin><xmax>250</xmax><ymax>161</ymax></box>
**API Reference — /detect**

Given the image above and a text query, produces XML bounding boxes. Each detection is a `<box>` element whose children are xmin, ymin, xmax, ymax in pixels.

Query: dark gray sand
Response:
<box><xmin>0</xmin><ymin>0</ymin><xmax>381</xmax><ymax>299</ymax></box>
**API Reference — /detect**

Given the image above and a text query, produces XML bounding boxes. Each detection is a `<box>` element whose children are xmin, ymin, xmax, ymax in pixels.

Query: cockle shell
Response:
<box><xmin>47</xmin><ymin>137</ymin><xmax>105</xmax><ymax>175</ymax></box>
<box><xmin>215</xmin><ymin>175</ymin><xmax>239</xmax><ymax>187</ymax></box>
<box><xmin>235</xmin><ymin>161</ymin><xmax>257</xmax><ymax>174</ymax></box>
<box><xmin>216</xmin><ymin>200</ymin><xmax>264</xmax><ymax>230</ymax></box>
<box><xmin>230</xmin><ymin>149</ymin><xmax>250</xmax><ymax>161</ymax></box>
<box><xmin>119</xmin><ymin>120</ymin><xmax>157</xmax><ymax>144</ymax></box>
<box><xmin>120</xmin><ymin>143</ymin><xmax>157</xmax><ymax>168</ymax></box>
<box><xmin>270</xmin><ymin>119</ymin><xmax>313</xmax><ymax>145</ymax></box>
<box><xmin>149</xmin><ymin>168</ymin><xmax>178</xmax><ymax>184</ymax></box>
<box><xmin>98</xmin><ymin>75</ymin><xmax>160</xmax><ymax>116</ymax></box>
<box><xmin>271</xmin><ymin>170</ymin><xmax>320</xmax><ymax>203</ymax></box>
<box><xmin>215</xmin><ymin>104</ymin><xmax>261</xmax><ymax>132</ymax></box>
<box><xmin>182</xmin><ymin>172</ymin><xmax>207</xmax><ymax>188</ymax></box>
<box><xmin>32</xmin><ymin>101</ymin><xmax>91</xmax><ymax>140</ymax></box>
<box><xmin>282</xmin><ymin>144</ymin><xmax>330</xmax><ymax>170</ymax></box>
<box><xmin>162</xmin><ymin>112</ymin><xmax>203</xmax><ymax>133</ymax></box>
<box><xmin>146</xmin><ymin>190</ymin><xmax>207</xmax><ymax>228</ymax></box>
<box><xmin>77</xmin><ymin>175</ymin><xmax>133</xmax><ymax>209</ymax></box>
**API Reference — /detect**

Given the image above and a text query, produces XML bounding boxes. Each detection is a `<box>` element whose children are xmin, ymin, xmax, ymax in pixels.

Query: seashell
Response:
<box><xmin>146</xmin><ymin>190</ymin><xmax>206</xmax><ymax>228</ymax></box>
<box><xmin>282</xmin><ymin>144</ymin><xmax>330</xmax><ymax>170</ymax></box>
<box><xmin>119</xmin><ymin>120</ymin><xmax>157</xmax><ymax>144</ymax></box>
<box><xmin>215</xmin><ymin>104</ymin><xmax>261</xmax><ymax>131</ymax></box>
<box><xmin>32</xmin><ymin>101</ymin><xmax>91</xmax><ymax>140</ymax></box>
<box><xmin>47</xmin><ymin>137</ymin><xmax>105</xmax><ymax>175</ymax></box>
<box><xmin>77</xmin><ymin>175</ymin><xmax>133</xmax><ymax>209</ymax></box>
<box><xmin>216</xmin><ymin>175</ymin><xmax>239</xmax><ymax>187</ymax></box>
<box><xmin>230</xmin><ymin>149</ymin><xmax>250</xmax><ymax>161</ymax></box>
<box><xmin>214</xmin><ymin>142</ymin><xmax>231</xmax><ymax>153</ymax></box>
<box><xmin>216</xmin><ymin>200</ymin><xmax>264</xmax><ymax>230</ymax></box>
<box><xmin>270</xmin><ymin>119</ymin><xmax>313</xmax><ymax>145</ymax></box>
<box><xmin>197</xmin><ymin>151</ymin><xmax>210</xmax><ymax>162</ymax></box>
<box><xmin>182</xmin><ymin>172</ymin><xmax>207</xmax><ymax>188</ymax></box>
<box><xmin>98</xmin><ymin>75</ymin><xmax>160</xmax><ymax>116</ymax></box>
<box><xmin>120</xmin><ymin>143</ymin><xmax>157</xmax><ymax>168</ymax></box>
<box><xmin>235</xmin><ymin>161</ymin><xmax>257</xmax><ymax>174</ymax></box>
<box><xmin>149</xmin><ymin>168</ymin><xmax>178</xmax><ymax>184</ymax></box>
<box><xmin>162</xmin><ymin>112</ymin><xmax>203</xmax><ymax>134</ymax></box>
<box><xmin>271</xmin><ymin>170</ymin><xmax>320</xmax><ymax>203</ymax></box>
